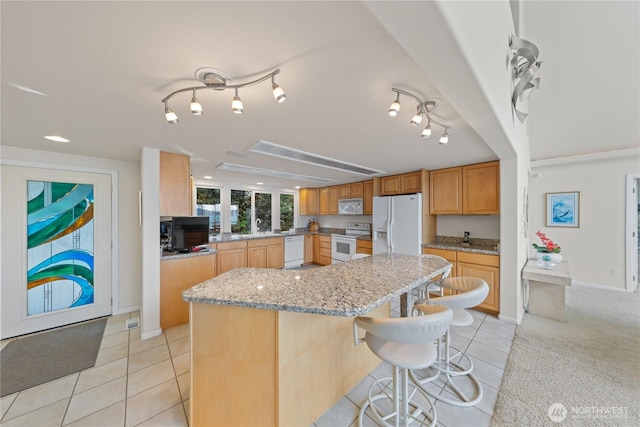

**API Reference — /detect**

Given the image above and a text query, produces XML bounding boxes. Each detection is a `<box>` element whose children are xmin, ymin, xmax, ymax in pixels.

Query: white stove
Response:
<box><xmin>331</xmin><ymin>222</ymin><xmax>371</xmax><ymax>263</ymax></box>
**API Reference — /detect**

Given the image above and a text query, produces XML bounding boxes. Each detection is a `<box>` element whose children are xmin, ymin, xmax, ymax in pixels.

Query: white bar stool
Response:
<box><xmin>353</xmin><ymin>304</ymin><xmax>452</xmax><ymax>427</ymax></box>
<box><xmin>410</xmin><ymin>277</ymin><xmax>489</xmax><ymax>407</ymax></box>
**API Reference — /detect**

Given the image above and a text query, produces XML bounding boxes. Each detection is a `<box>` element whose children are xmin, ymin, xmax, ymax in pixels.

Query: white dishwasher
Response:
<box><xmin>283</xmin><ymin>235</ymin><xmax>304</xmax><ymax>269</ymax></box>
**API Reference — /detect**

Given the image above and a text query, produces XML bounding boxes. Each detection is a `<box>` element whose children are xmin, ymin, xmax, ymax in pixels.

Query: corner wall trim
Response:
<box><xmin>531</xmin><ymin>147</ymin><xmax>639</xmax><ymax>168</ymax></box>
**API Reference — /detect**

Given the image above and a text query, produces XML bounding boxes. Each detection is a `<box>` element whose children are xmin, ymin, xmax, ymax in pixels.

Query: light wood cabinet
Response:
<box><xmin>356</xmin><ymin>239</ymin><xmax>372</xmax><ymax>255</ymax></box>
<box><xmin>160</xmin><ymin>151</ymin><xmax>192</xmax><ymax>216</ymax></box>
<box><xmin>319</xmin><ymin>188</ymin><xmax>330</xmax><ymax>215</ymax></box>
<box><xmin>339</xmin><ymin>185</ymin><xmax>351</xmax><ymax>199</ymax></box>
<box><xmin>160</xmin><ymin>254</ymin><xmax>215</xmax><ymax>329</ymax></box>
<box><xmin>247</xmin><ymin>237</ymin><xmax>284</xmax><ymax>269</ymax></box>
<box><xmin>422</xmin><ymin>248</ymin><xmax>499</xmax><ymax>312</ymax></box>
<box><xmin>429</xmin><ymin>161</ymin><xmax>499</xmax><ymax>215</ymax></box>
<box><xmin>462</xmin><ymin>161</ymin><xmax>500</xmax><ymax>214</ymax></box>
<box><xmin>216</xmin><ymin>241</ymin><xmax>248</xmax><ymax>275</ymax></box>
<box><xmin>379</xmin><ymin>170</ymin><xmax>423</xmax><ymax>196</ymax></box>
<box><xmin>314</xmin><ymin>234</ymin><xmax>332</xmax><ymax>265</ymax></box>
<box><xmin>304</xmin><ymin>234</ymin><xmax>313</xmax><ymax>264</ymax></box>
<box><xmin>429</xmin><ymin>167</ymin><xmax>463</xmax><ymax>214</ymax></box>
<box><xmin>299</xmin><ymin>188</ymin><xmax>319</xmax><ymax>216</ymax></box>
<box><xmin>457</xmin><ymin>252</ymin><xmax>500</xmax><ymax>314</ymax></box>
<box><xmin>349</xmin><ymin>182</ymin><xmax>364</xmax><ymax>198</ymax></box>
<box><xmin>363</xmin><ymin>180</ymin><xmax>374</xmax><ymax>215</ymax></box>
<box><xmin>328</xmin><ymin>186</ymin><xmax>339</xmax><ymax>215</ymax></box>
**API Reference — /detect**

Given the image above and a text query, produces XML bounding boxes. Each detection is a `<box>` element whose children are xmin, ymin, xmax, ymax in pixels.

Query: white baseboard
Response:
<box><xmin>498</xmin><ymin>313</ymin><xmax>522</xmax><ymax>325</ymax></box>
<box><xmin>113</xmin><ymin>305</ymin><xmax>141</xmax><ymax>316</ymax></box>
<box><xmin>141</xmin><ymin>328</ymin><xmax>162</xmax><ymax>340</ymax></box>
<box><xmin>571</xmin><ymin>281</ymin><xmax>633</xmax><ymax>292</ymax></box>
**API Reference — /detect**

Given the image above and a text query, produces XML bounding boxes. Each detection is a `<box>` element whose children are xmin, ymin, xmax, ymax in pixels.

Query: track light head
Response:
<box><xmin>190</xmin><ymin>90</ymin><xmax>203</xmax><ymax>115</ymax></box>
<box><xmin>410</xmin><ymin>111</ymin><xmax>422</xmax><ymax>126</ymax></box>
<box><xmin>439</xmin><ymin>129</ymin><xmax>449</xmax><ymax>145</ymax></box>
<box><xmin>164</xmin><ymin>102</ymin><xmax>178</xmax><ymax>124</ymax></box>
<box><xmin>271</xmin><ymin>76</ymin><xmax>286</xmax><ymax>103</ymax></box>
<box><xmin>388</xmin><ymin>94</ymin><xmax>400</xmax><ymax>116</ymax></box>
<box><xmin>421</xmin><ymin>123</ymin><xmax>432</xmax><ymax>138</ymax></box>
<box><xmin>232</xmin><ymin>88</ymin><xmax>244</xmax><ymax>114</ymax></box>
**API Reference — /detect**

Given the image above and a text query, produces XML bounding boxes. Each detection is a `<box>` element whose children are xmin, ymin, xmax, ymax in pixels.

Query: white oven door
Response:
<box><xmin>331</xmin><ymin>236</ymin><xmax>356</xmax><ymax>263</ymax></box>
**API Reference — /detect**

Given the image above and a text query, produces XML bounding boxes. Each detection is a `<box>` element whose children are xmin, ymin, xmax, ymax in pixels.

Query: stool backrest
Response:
<box><xmin>355</xmin><ymin>305</ymin><xmax>452</xmax><ymax>345</ymax></box>
<box><xmin>426</xmin><ymin>277</ymin><xmax>489</xmax><ymax>309</ymax></box>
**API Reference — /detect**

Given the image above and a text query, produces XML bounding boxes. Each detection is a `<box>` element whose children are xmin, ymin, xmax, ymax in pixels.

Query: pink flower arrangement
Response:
<box><xmin>532</xmin><ymin>230</ymin><xmax>561</xmax><ymax>253</ymax></box>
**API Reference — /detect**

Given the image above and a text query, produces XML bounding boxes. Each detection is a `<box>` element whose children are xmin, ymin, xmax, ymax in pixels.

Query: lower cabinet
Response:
<box><xmin>248</xmin><ymin>237</ymin><xmax>284</xmax><ymax>269</ymax></box>
<box><xmin>356</xmin><ymin>239</ymin><xmax>372</xmax><ymax>255</ymax></box>
<box><xmin>304</xmin><ymin>234</ymin><xmax>314</xmax><ymax>264</ymax></box>
<box><xmin>313</xmin><ymin>235</ymin><xmax>332</xmax><ymax>265</ymax></box>
<box><xmin>216</xmin><ymin>241</ymin><xmax>248</xmax><ymax>275</ymax></box>
<box><xmin>422</xmin><ymin>248</ymin><xmax>499</xmax><ymax>313</ymax></box>
<box><xmin>160</xmin><ymin>254</ymin><xmax>216</xmax><ymax>330</ymax></box>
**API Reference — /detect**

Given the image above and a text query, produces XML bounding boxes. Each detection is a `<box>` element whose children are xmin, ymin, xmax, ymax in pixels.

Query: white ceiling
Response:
<box><xmin>2</xmin><ymin>1</ymin><xmax>637</xmax><ymax>189</ymax></box>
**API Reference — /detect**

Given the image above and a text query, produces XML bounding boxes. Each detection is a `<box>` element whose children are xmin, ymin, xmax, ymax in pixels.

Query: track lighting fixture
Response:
<box><xmin>387</xmin><ymin>88</ymin><xmax>452</xmax><ymax>144</ymax></box>
<box><xmin>161</xmin><ymin>68</ymin><xmax>285</xmax><ymax>123</ymax></box>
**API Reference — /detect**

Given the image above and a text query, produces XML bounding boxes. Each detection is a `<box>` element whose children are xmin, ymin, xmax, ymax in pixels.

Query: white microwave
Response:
<box><xmin>338</xmin><ymin>198</ymin><xmax>363</xmax><ymax>215</ymax></box>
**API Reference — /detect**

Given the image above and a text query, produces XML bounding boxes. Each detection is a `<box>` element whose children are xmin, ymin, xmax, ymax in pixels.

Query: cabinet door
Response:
<box><xmin>350</xmin><ymin>182</ymin><xmax>364</xmax><ymax>198</ymax></box>
<box><xmin>401</xmin><ymin>171</ymin><xmax>422</xmax><ymax>193</ymax></box>
<box><xmin>217</xmin><ymin>242</ymin><xmax>248</xmax><ymax>275</ymax></box>
<box><xmin>457</xmin><ymin>261</ymin><xmax>499</xmax><ymax>313</ymax></box>
<box><xmin>304</xmin><ymin>235</ymin><xmax>314</xmax><ymax>263</ymax></box>
<box><xmin>159</xmin><ymin>151</ymin><xmax>192</xmax><ymax>216</ymax></box>
<box><xmin>329</xmin><ymin>186</ymin><xmax>339</xmax><ymax>215</ymax></box>
<box><xmin>319</xmin><ymin>236</ymin><xmax>332</xmax><ymax>265</ymax></box>
<box><xmin>299</xmin><ymin>188</ymin><xmax>319</xmax><ymax>216</ymax></box>
<box><xmin>339</xmin><ymin>185</ymin><xmax>351</xmax><ymax>199</ymax></box>
<box><xmin>463</xmin><ymin>161</ymin><xmax>500</xmax><ymax>214</ymax></box>
<box><xmin>356</xmin><ymin>239</ymin><xmax>372</xmax><ymax>255</ymax></box>
<box><xmin>429</xmin><ymin>167</ymin><xmax>462</xmax><ymax>214</ymax></box>
<box><xmin>319</xmin><ymin>188</ymin><xmax>330</xmax><ymax>215</ymax></box>
<box><xmin>363</xmin><ymin>180</ymin><xmax>374</xmax><ymax>215</ymax></box>
<box><xmin>380</xmin><ymin>175</ymin><xmax>401</xmax><ymax>196</ymax></box>
<box><xmin>313</xmin><ymin>235</ymin><xmax>321</xmax><ymax>264</ymax></box>
<box><xmin>160</xmin><ymin>255</ymin><xmax>215</xmax><ymax>329</ymax></box>
<box><xmin>247</xmin><ymin>246</ymin><xmax>266</xmax><ymax>268</ymax></box>
<box><xmin>266</xmin><ymin>243</ymin><xmax>284</xmax><ymax>269</ymax></box>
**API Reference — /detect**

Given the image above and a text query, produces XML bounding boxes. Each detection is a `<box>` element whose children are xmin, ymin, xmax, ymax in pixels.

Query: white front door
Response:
<box><xmin>1</xmin><ymin>166</ymin><xmax>112</xmax><ymax>339</ymax></box>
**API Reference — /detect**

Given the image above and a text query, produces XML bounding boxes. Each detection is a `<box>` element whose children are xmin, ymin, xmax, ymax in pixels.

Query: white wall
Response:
<box><xmin>436</xmin><ymin>215</ymin><xmax>500</xmax><ymax>240</ymax></box>
<box><xmin>530</xmin><ymin>149</ymin><xmax>640</xmax><ymax>289</ymax></box>
<box><xmin>0</xmin><ymin>146</ymin><xmax>142</xmax><ymax>313</ymax></box>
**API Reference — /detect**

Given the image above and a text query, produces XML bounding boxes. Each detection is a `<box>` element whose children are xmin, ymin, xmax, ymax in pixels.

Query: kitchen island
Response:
<box><xmin>182</xmin><ymin>253</ymin><xmax>450</xmax><ymax>427</ymax></box>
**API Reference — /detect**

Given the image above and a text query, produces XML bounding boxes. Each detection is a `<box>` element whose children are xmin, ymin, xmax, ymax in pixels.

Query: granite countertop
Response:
<box><xmin>161</xmin><ymin>249</ymin><xmax>217</xmax><ymax>261</ymax></box>
<box><xmin>182</xmin><ymin>253</ymin><xmax>450</xmax><ymax>317</ymax></box>
<box><xmin>422</xmin><ymin>235</ymin><xmax>500</xmax><ymax>256</ymax></box>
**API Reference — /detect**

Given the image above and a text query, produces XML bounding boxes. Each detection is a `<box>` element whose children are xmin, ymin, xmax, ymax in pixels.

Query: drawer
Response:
<box><xmin>319</xmin><ymin>247</ymin><xmax>332</xmax><ymax>257</ymax></box>
<box><xmin>356</xmin><ymin>240</ymin><xmax>372</xmax><ymax>249</ymax></box>
<box><xmin>247</xmin><ymin>237</ymin><xmax>283</xmax><ymax>247</ymax></box>
<box><xmin>216</xmin><ymin>240</ymin><xmax>247</xmax><ymax>251</ymax></box>
<box><xmin>422</xmin><ymin>248</ymin><xmax>457</xmax><ymax>262</ymax></box>
<box><xmin>457</xmin><ymin>251</ymin><xmax>499</xmax><ymax>267</ymax></box>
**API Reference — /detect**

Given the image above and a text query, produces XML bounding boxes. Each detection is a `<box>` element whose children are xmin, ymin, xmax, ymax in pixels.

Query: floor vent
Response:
<box><xmin>125</xmin><ymin>317</ymin><xmax>140</xmax><ymax>330</ymax></box>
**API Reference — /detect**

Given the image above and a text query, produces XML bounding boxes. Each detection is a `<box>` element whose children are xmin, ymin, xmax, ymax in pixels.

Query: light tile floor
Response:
<box><xmin>0</xmin><ymin>296</ymin><xmax>515</xmax><ymax>427</ymax></box>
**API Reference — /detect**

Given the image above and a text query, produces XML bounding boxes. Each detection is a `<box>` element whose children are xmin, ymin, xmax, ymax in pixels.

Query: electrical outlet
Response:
<box><xmin>611</xmin><ymin>268</ymin><xmax>620</xmax><ymax>276</ymax></box>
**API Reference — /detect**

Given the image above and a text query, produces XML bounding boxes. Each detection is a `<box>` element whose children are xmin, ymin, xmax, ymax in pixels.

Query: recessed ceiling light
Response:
<box><xmin>203</xmin><ymin>176</ymin><xmax>213</xmax><ymax>180</ymax></box>
<box><xmin>294</xmin><ymin>186</ymin><xmax>301</xmax><ymax>189</ymax></box>
<box><xmin>257</xmin><ymin>182</ymin><xmax>263</xmax><ymax>185</ymax></box>
<box><xmin>44</xmin><ymin>136</ymin><xmax>69</xmax><ymax>143</ymax></box>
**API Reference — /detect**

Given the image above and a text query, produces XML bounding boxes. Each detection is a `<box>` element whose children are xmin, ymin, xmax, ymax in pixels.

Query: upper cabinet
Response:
<box><xmin>462</xmin><ymin>161</ymin><xmax>500</xmax><ymax>214</ymax></box>
<box><xmin>299</xmin><ymin>188</ymin><xmax>319</xmax><ymax>216</ymax></box>
<box><xmin>379</xmin><ymin>171</ymin><xmax>422</xmax><ymax>196</ymax></box>
<box><xmin>429</xmin><ymin>161</ymin><xmax>499</xmax><ymax>215</ymax></box>
<box><xmin>363</xmin><ymin>180</ymin><xmax>373</xmax><ymax>215</ymax></box>
<box><xmin>160</xmin><ymin>151</ymin><xmax>192</xmax><ymax>217</ymax></box>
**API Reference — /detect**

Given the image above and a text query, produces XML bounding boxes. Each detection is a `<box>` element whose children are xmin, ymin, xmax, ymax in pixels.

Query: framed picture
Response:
<box><xmin>546</xmin><ymin>191</ymin><xmax>580</xmax><ymax>227</ymax></box>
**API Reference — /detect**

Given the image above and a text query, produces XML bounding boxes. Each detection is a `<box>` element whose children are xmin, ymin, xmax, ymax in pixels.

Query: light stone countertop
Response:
<box><xmin>182</xmin><ymin>253</ymin><xmax>450</xmax><ymax>317</ymax></box>
<box><xmin>421</xmin><ymin>243</ymin><xmax>499</xmax><ymax>256</ymax></box>
<box><xmin>161</xmin><ymin>249</ymin><xmax>217</xmax><ymax>261</ymax></box>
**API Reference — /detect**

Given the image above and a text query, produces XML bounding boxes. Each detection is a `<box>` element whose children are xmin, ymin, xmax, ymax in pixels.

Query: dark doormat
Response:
<box><xmin>1</xmin><ymin>317</ymin><xmax>108</xmax><ymax>397</ymax></box>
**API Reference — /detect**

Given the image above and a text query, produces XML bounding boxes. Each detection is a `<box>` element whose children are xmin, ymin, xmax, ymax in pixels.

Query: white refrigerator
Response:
<box><xmin>372</xmin><ymin>193</ymin><xmax>422</xmax><ymax>255</ymax></box>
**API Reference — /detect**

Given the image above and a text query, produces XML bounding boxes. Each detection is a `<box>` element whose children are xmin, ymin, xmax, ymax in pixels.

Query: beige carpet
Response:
<box><xmin>491</xmin><ymin>286</ymin><xmax>640</xmax><ymax>426</ymax></box>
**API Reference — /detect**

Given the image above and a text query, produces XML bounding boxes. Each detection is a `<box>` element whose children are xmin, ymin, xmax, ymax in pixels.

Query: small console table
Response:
<box><xmin>522</xmin><ymin>259</ymin><xmax>572</xmax><ymax>322</ymax></box>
